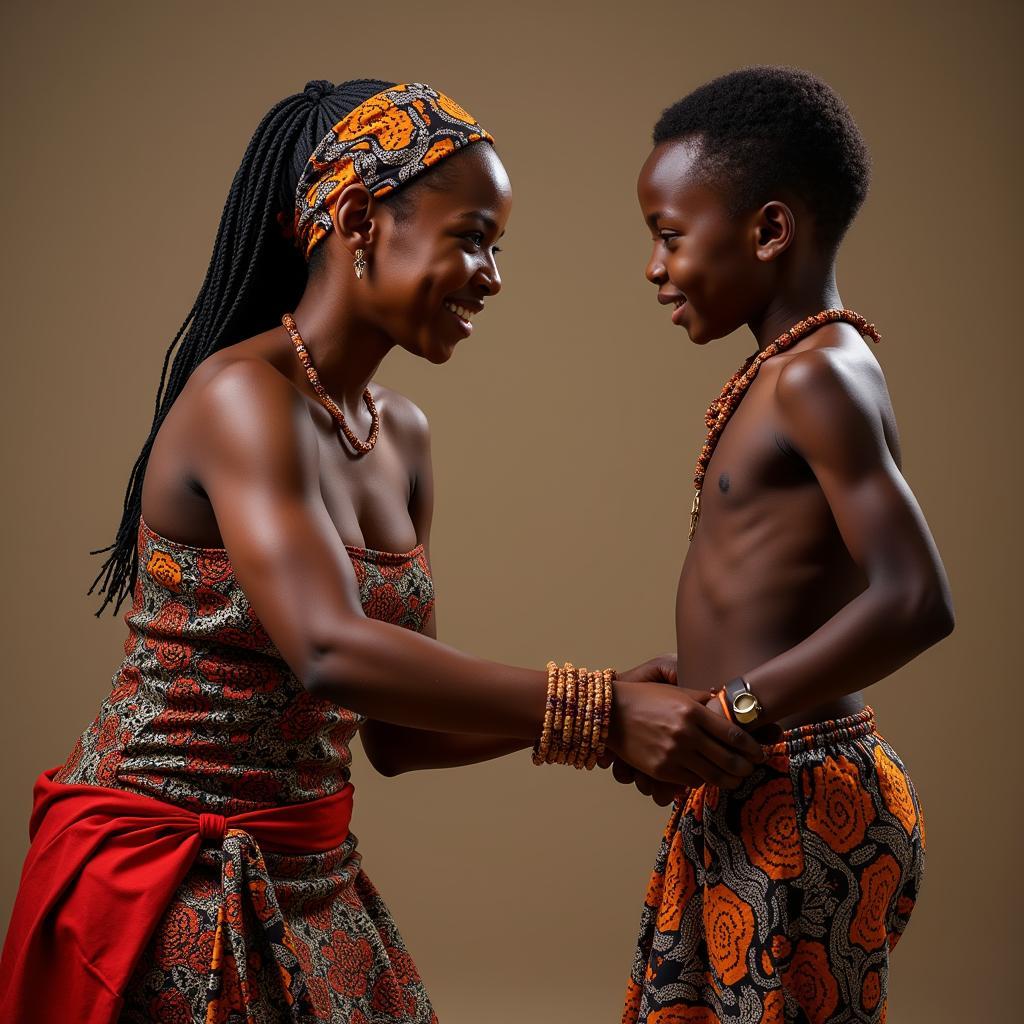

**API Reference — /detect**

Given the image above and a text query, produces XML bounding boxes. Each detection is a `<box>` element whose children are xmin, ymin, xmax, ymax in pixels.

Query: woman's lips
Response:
<box><xmin>443</xmin><ymin>299</ymin><xmax>476</xmax><ymax>336</ymax></box>
<box><xmin>671</xmin><ymin>298</ymin><xmax>688</xmax><ymax>325</ymax></box>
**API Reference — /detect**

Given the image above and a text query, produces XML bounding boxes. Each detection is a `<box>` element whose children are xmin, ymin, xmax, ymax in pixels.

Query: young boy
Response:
<box><xmin>619</xmin><ymin>67</ymin><xmax>954</xmax><ymax>1023</ymax></box>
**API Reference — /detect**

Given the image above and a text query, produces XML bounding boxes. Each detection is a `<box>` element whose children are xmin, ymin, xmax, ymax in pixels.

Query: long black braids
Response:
<box><xmin>88</xmin><ymin>78</ymin><xmax>396</xmax><ymax>616</ymax></box>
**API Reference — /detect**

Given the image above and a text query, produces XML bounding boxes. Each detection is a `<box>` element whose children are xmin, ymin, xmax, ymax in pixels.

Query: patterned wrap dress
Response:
<box><xmin>52</xmin><ymin>514</ymin><xmax>438</xmax><ymax>1024</ymax></box>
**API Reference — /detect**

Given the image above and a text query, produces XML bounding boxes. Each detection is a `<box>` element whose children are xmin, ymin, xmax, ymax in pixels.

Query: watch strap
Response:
<box><xmin>715</xmin><ymin>688</ymin><xmax>735</xmax><ymax>724</ymax></box>
<box><xmin>724</xmin><ymin>676</ymin><xmax>762</xmax><ymax>726</ymax></box>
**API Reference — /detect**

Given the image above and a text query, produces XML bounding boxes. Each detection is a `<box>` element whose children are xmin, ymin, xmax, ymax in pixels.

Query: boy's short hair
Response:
<box><xmin>653</xmin><ymin>66</ymin><xmax>870</xmax><ymax>251</ymax></box>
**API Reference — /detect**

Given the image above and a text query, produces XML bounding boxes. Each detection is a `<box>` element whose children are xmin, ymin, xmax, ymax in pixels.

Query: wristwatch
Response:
<box><xmin>723</xmin><ymin>677</ymin><xmax>763</xmax><ymax>727</ymax></box>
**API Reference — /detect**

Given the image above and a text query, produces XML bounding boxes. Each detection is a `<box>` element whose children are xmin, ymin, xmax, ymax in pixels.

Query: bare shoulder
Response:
<box><xmin>774</xmin><ymin>333</ymin><xmax>889</xmax><ymax>418</ymax></box>
<box><xmin>373</xmin><ymin>383</ymin><xmax>431</xmax><ymax>451</ymax></box>
<box><xmin>188</xmin><ymin>357</ymin><xmax>320</xmax><ymax>480</ymax></box>
<box><xmin>771</xmin><ymin>332</ymin><xmax>895</xmax><ymax>470</ymax></box>
<box><xmin>194</xmin><ymin>356</ymin><xmax>305</xmax><ymax>425</ymax></box>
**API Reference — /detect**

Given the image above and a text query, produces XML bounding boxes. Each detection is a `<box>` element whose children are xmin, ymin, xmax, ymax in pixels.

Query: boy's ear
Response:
<box><xmin>331</xmin><ymin>182</ymin><xmax>375</xmax><ymax>254</ymax></box>
<box><xmin>753</xmin><ymin>201</ymin><xmax>795</xmax><ymax>262</ymax></box>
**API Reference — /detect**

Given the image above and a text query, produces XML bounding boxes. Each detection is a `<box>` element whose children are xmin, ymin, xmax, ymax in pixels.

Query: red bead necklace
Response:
<box><xmin>688</xmin><ymin>308</ymin><xmax>882</xmax><ymax>540</ymax></box>
<box><xmin>282</xmin><ymin>313</ymin><xmax>380</xmax><ymax>456</ymax></box>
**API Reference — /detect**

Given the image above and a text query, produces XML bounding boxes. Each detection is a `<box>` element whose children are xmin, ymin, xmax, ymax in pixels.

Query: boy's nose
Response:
<box><xmin>645</xmin><ymin>254</ymin><xmax>667</xmax><ymax>285</ymax></box>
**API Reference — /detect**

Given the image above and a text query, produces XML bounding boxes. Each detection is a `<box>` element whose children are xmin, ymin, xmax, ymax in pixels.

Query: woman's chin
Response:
<box><xmin>424</xmin><ymin>339</ymin><xmax>459</xmax><ymax>365</ymax></box>
<box><xmin>401</xmin><ymin>334</ymin><xmax>458</xmax><ymax>365</ymax></box>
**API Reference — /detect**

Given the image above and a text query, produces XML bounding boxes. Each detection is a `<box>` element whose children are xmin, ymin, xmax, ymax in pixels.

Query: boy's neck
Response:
<box><xmin>749</xmin><ymin>268</ymin><xmax>842</xmax><ymax>353</ymax></box>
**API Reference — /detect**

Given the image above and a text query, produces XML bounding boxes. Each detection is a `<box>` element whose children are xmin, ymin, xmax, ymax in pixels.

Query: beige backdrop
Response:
<box><xmin>1</xmin><ymin>2</ymin><xmax>1019</xmax><ymax>1021</ymax></box>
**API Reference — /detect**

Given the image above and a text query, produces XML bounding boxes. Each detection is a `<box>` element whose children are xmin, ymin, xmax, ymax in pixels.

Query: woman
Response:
<box><xmin>0</xmin><ymin>80</ymin><xmax>765</xmax><ymax>1023</ymax></box>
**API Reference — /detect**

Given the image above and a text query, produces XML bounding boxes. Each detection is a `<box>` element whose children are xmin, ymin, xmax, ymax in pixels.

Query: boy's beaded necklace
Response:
<box><xmin>282</xmin><ymin>313</ymin><xmax>380</xmax><ymax>455</ymax></box>
<box><xmin>688</xmin><ymin>308</ymin><xmax>882</xmax><ymax>540</ymax></box>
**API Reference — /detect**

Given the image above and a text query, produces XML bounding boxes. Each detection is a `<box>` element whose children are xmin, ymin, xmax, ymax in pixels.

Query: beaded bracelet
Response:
<box><xmin>601</xmin><ymin>669</ymin><xmax>613</xmax><ymax>750</ymax></box>
<box><xmin>551</xmin><ymin>662</ymin><xmax>567</xmax><ymax>759</ymax></box>
<box><xmin>559</xmin><ymin>665</ymin><xmax>578</xmax><ymax>764</ymax></box>
<box><xmin>532</xmin><ymin>661</ymin><xmax>616</xmax><ymax>769</ymax></box>
<box><xmin>576</xmin><ymin>670</ymin><xmax>596</xmax><ymax>769</ymax></box>
<box><xmin>586</xmin><ymin>670</ymin><xmax>605</xmax><ymax>770</ymax></box>
<box><xmin>532</xmin><ymin>662</ymin><xmax>560</xmax><ymax>766</ymax></box>
<box><xmin>572</xmin><ymin>667</ymin><xmax>590</xmax><ymax>768</ymax></box>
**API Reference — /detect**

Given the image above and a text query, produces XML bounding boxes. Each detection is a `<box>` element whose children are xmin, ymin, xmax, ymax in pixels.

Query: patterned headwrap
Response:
<box><xmin>293</xmin><ymin>82</ymin><xmax>495</xmax><ymax>259</ymax></box>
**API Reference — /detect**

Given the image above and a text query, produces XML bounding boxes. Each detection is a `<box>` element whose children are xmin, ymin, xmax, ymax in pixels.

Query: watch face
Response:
<box><xmin>733</xmin><ymin>692</ymin><xmax>760</xmax><ymax>720</ymax></box>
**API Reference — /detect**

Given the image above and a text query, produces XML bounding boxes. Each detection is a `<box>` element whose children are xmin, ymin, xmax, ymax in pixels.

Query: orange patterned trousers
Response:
<box><xmin>622</xmin><ymin>708</ymin><xmax>925</xmax><ymax>1024</ymax></box>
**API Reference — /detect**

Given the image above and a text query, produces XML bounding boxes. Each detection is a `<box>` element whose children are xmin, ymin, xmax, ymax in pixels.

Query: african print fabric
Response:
<box><xmin>293</xmin><ymin>82</ymin><xmax>494</xmax><ymax>259</ymax></box>
<box><xmin>623</xmin><ymin>708</ymin><xmax>925</xmax><ymax>1024</ymax></box>
<box><xmin>47</xmin><ymin>513</ymin><xmax>437</xmax><ymax>1023</ymax></box>
<box><xmin>0</xmin><ymin>766</ymin><xmax>353</xmax><ymax>1023</ymax></box>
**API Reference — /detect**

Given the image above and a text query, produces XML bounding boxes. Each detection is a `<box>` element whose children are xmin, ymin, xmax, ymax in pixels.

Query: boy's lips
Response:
<box><xmin>658</xmin><ymin>291</ymin><xmax>689</xmax><ymax>325</ymax></box>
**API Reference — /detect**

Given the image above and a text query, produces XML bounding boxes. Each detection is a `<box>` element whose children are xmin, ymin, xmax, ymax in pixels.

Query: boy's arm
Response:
<box><xmin>737</xmin><ymin>348</ymin><xmax>955</xmax><ymax>724</ymax></box>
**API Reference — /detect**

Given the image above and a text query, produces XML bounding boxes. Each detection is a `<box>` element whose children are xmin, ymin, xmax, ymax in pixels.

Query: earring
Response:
<box><xmin>353</xmin><ymin>249</ymin><xmax>367</xmax><ymax>280</ymax></box>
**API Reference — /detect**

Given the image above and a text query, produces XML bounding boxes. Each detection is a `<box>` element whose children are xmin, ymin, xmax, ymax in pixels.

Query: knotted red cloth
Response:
<box><xmin>0</xmin><ymin>765</ymin><xmax>354</xmax><ymax>1023</ymax></box>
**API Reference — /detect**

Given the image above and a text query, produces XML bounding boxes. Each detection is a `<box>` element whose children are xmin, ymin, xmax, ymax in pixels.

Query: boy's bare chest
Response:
<box><xmin>696</xmin><ymin>380</ymin><xmax>818</xmax><ymax>524</ymax></box>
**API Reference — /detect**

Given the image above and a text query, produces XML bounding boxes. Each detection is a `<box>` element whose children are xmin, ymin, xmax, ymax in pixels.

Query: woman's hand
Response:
<box><xmin>605</xmin><ymin>682</ymin><xmax>765</xmax><ymax>789</ymax></box>
<box><xmin>598</xmin><ymin>686</ymin><xmax>715</xmax><ymax>799</ymax></box>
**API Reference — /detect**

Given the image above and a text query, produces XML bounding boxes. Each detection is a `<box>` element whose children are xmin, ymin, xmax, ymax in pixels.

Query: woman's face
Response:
<box><xmin>368</xmin><ymin>144</ymin><xmax>512</xmax><ymax>364</ymax></box>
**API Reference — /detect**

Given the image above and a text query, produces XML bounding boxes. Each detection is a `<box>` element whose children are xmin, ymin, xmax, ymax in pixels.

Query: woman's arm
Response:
<box><xmin>359</xmin><ymin>615</ymin><xmax>534</xmax><ymax>777</ymax></box>
<box><xmin>190</xmin><ymin>360</ymin><xmax>766</xmax><ymax>787</ymax></box>
<box><xmin>360</xmin><ymin>397</ymin><xmax>532</xmax><ymax>775</ymax></box>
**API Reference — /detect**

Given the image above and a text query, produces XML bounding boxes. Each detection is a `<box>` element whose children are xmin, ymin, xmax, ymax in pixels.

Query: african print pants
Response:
<box><xmin>623</xmin><ymin>707</ymin><xmax>925</xmax><ymax>1024</ymax></box>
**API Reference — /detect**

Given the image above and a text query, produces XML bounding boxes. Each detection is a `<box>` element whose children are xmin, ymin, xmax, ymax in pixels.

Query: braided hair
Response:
<box><xmin>88</xmin><ymin>79</ymin><xmax>396</xmax><ymax>616</ymax></box>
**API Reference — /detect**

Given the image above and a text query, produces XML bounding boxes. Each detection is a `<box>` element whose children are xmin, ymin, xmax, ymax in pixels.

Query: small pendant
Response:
<box><xmin>688</xmin><ymin>490</ymin><xmax>701</xmax><ymax>541</ymax></box>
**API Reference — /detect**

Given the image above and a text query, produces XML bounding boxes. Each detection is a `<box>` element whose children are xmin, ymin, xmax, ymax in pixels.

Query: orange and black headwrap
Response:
<box><xmin>292</xmin><ymin>82</ymin><xmax>494</xmax><ymax>260</ymax></box>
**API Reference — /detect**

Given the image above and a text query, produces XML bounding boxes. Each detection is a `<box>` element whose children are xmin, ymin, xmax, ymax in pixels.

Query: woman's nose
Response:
<box><xmin>476</xmin><ymin>259</ymin><xmax>501</xmax><ymax>297</ymax></box>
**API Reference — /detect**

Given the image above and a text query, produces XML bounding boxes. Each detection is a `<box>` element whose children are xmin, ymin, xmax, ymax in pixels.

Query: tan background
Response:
<box><xmin>0</xmin><ymin>1</ymin><xmax>1019</xmax><ymax>1020</ymax></box>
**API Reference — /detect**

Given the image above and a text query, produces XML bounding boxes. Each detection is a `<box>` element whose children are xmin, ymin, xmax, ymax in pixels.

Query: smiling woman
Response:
<box><xmin>0</xmin><ymin>77</ymin><xmax>765</xmax><ymax>1024</ymax></box>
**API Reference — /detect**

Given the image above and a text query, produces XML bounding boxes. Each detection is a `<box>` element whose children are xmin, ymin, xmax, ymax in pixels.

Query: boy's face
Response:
<box><xmin>638</xmin><ymin>139</ymin><xmax>762</xmax><ymax>345</ymax></box>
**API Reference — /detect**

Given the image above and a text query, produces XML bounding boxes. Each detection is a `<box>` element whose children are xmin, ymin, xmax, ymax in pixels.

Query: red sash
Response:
<box><xmin>0</xmin><ymin>765</ymin><xmax>354</xmax><ymax>1023</ymax></box>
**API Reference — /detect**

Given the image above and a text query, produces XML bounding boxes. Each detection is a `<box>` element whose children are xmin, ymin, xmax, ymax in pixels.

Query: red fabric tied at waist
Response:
<box><xmin>198</xmin><ymin>811</ymin><xmax>228</xmax><ymax>841</ymax></box>
<box><xmin>0</xmin><ymin>765</ymin><xmax>354</xmax><ymax>1024</ymax></box>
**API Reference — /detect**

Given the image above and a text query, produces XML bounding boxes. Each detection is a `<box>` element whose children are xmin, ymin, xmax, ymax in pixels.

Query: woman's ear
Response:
<box><xmin>331</xmin><ymin>182</ymin><xmax>374</xmax><ymax>254</ymax></box>
<box><xmin>753</xmin><ymin>200</ymin><xmax>795</xmax><ymax>262</ymax></box>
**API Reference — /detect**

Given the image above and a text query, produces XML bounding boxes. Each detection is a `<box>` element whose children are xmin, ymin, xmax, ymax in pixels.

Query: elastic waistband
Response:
<box><xmin>763</xmin><ymin>706</ymin><xmax>876</xmax><ymax>755</ymax></box>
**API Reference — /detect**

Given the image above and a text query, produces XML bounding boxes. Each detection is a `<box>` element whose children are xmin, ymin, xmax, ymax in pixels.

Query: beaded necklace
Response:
<box><xmin>282</xmin><ymin>313</ymin><xmax>380</xmax><ymax>456</ymax></box>
<box><xmin>688</xmin><ymin>308</ymin><xmax>881</xmax><ymax>540</ymax></box>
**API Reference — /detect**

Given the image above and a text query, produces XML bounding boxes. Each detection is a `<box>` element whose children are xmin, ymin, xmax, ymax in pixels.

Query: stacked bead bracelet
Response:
<box><xmin>532</xmin><ymin>662</ymin><xmax>614</xmax><ymax>769</ymax></box>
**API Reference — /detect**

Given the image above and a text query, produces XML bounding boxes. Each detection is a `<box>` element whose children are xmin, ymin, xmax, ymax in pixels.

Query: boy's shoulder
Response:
<box><xmin>773</xmin><ymin>326</ymin><xmax>887</xmax><ymax>410</ymax></box>
<box><xmin>768</xmin><ymin>327</ymin><xmax>896</xmax><ymax>466</ymax></box>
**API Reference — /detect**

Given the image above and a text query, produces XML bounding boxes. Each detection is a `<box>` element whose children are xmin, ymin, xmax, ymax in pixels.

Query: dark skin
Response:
<box><xmin>612</xmin><ymin>138</ymin><xmax>955</xmax><ymax>804</ymax></box>
<box><xmin>138</xmin><ymin>142</ymin><xmax>766</xmax><ymax>790</ymax></box>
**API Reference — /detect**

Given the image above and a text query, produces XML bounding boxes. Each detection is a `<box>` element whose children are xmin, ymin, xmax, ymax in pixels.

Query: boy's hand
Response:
<box><xmin>618</xmin><ymin>653</ymin><xmax>679</xmax><ymax>686</ymax></box>
<box><xmin>611</xmin><ymin>759</ymin><xmax>683</xmax><ymax>806</ymax></box>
